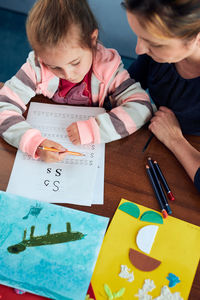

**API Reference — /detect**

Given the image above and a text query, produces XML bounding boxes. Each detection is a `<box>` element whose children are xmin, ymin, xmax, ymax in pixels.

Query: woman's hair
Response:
<box><xmin>26</xmin><ymin>0</ymin><xmax>98</xmax><ymax>51</ymax></box>
<box><xmin>121</xmin><ymin>0</ymin><xmax>200</xmax><ymax>40</ymax></box>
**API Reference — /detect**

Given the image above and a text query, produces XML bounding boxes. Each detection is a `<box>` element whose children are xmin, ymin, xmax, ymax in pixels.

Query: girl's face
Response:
<box><xmin>126</xmin><ymin>12</ymin><xmax>199</xmax><ymax>64</ymax></box>
<box><xmin>38</xmin><ymin>28</ymin><xmax>98</xmax><ymax>83</ymax></box>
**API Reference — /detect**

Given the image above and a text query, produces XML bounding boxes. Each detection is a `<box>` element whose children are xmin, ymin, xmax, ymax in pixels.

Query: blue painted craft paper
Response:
<box><xmin>0</xmin><ymin>191</ymin><xmax>109</xmax><ymax>300</ymax></box>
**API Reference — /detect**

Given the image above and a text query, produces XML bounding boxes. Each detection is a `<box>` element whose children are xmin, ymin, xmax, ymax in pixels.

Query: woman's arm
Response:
<box><xmin>149</xmin><ymin>106</ymin><xmax>200</xmax><ymax>183</ymax></box>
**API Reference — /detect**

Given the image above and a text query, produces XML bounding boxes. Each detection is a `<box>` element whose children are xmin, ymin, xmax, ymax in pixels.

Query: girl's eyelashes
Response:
<box><xmin>71</xmin><ymin>61</ymin><xmax>80</xmax><ymax>66</ymax></box>
<box><xmin>46</xmin><ymin>62</ymin><xmax>80</xmax><ymax>69</ymax></box>
<box><xmin>51</xmin><ymin>67</ymin><xmax>61</xmax><ymax>70</ymax></box>
<box><xmin>46</xmin><ymin>65</ymin><xmax>61</xmax><ymax>70</ymax></box>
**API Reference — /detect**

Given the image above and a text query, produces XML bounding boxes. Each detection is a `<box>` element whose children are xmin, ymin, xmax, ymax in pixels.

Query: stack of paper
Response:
<box><xmin>0</xmin><ymin>191</ymin><xmax>109</xmax><ymax>299</ymax></box>
<box><xmin>7</xmin><ymin>103</ymin><xmax>105</xmax><ymax>206</ymax></box>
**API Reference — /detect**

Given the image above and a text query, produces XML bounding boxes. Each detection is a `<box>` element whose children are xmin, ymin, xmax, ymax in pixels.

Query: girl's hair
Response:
<box><xmin>121</xmin><ymin>0</ymin><xmax>200</xmax><ymax>40</ymax></box>
<box><xmin>26</xmin><ymin>0</ymin><xmax>98</xmax><ymax>51</ymax></box>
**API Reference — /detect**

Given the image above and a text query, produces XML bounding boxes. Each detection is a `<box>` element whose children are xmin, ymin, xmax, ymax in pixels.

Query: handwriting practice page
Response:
<box><xmin>7</xmin><ymin>103</ymin><xmax>105</xmax><ymax>205</ymax></box>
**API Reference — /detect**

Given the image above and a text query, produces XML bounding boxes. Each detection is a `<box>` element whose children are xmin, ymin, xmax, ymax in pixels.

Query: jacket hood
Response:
<box><xmin>92</xmin><ymin>43</ymin><xmax>121</xmax><ymax>83</ymax></box>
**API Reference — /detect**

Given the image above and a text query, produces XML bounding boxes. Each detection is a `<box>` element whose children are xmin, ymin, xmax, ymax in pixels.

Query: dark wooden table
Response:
<box><xmin>0</xmin><ymin>96</ymin><xmax>199</xmax><ymax>300</ymax></box>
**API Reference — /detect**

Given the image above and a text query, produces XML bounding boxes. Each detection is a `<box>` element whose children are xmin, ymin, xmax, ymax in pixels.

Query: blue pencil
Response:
<box><xmin>148</xmin><ymin>158</ymin><xmax>172</xmax><ymax>215</ymax></box>
<box><xmin>153</xmin><ymin>160</ymin><xmax>175</xmax><ymax>201</ymax></box>
<box><xmin>146</xmin><ymin>165</ymin><xmax>168</xmax><ymax>218</ymax></box>
<box><xmin>142</xmin><ymin>133</ymin><xmax>154</xmax><ymax>152</ymax></box>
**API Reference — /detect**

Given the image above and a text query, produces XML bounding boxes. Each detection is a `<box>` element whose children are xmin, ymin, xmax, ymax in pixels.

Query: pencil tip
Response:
<box><xmin>168</xmin><ymin>191</ymin><xmax>175</xmax><ymax>201</ymax></box>
<box><xmin>162</xmin><ymin>210</ymin><xmax>168</xmax><ymax>219</ymax></box>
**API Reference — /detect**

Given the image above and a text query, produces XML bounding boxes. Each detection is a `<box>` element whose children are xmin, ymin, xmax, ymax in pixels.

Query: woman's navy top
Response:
<box><xmin>128</xmin><ymin>54</ymin><xmax>200</xmax><ymax>192</ymax></box>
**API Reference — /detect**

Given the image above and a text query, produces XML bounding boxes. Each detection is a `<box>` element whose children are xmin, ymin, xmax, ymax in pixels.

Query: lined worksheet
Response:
<box><xmin>7</xmin><ymin>103</ymin><xmax>105</xmax><ymax>206</ymax></box>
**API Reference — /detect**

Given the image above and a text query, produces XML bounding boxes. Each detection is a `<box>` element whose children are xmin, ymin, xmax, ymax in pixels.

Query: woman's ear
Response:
<box><xmin>91</xmin><ymin>29</ymin><xmax>98</xmax><ymax>46</ymax></box>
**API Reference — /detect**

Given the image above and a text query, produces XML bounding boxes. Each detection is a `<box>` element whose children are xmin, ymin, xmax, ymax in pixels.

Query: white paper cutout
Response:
<box><xmin>118</xmin><ymin>265</ymin><xmax>134</xmax><ymax>282</ymax></box>
<box><xmin>154</xmin><ymin>285</ymin><xmax>183</xmax><ymax>300</ymax></box>
<box><xmin>135</xmin><ymin>279</ymin><xmax>183</xmax><ymax>300</ymax></box>
<box><xmin>136</xmin><ymin>225</ymin><xmax>159</xmax><ymax>254</ymax></box>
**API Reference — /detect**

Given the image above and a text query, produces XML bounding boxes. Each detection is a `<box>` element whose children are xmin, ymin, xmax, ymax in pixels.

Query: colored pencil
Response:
<box><xmin>153</xmin><ymin>160</ymin><xmax>175</xmax><ymax>201</ymax></box>
<box><xmin>158</xmin><ymin>183</ymin><xmax>172</xmax><ymax>215</ymax></box>
<box><xmin>38</xmin><ymin>146</ymin><xmax>85</xmax><ymax>156</ymax></box>
<box><xmin>146</xmin><ymin>165</ymin><xmax>168</xmax><ymax>218</ymax></box>
<box><xmin>148</xmin><ymin>157</ymin><xmax>172</xmax><ymax>215</ymax></box>
<box><xmin>142</xmin><ymin>133</ymin><xmax>154</xmax><ymax>152</ymax></box>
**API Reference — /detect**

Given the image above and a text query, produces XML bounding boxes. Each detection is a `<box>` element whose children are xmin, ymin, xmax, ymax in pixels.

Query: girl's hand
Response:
<box><xmin>67</xmin><ymin>123</ymin><xmax>81</xmax><ymax>145</ymax></box>
<box><xmin>148</xmin><ymin>106</ymin><xmax>184</xmax><ymax>148</ymax></box>
<box><xmin>37</xmin><ymin>139</ymin><xmax>67</xmax><ymax>163</ymax></box>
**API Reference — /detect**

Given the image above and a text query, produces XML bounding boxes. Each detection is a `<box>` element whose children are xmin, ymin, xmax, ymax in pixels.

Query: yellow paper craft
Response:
<box><xmin>91</xmin><ymin>199</ymin><xmax>200</xmax><ymax>300</ymax></box>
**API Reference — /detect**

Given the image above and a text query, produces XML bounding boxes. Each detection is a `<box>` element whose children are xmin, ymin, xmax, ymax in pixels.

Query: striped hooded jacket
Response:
<box><xmin>0</xmin><ymin>43</ymin><xmax>153</xmax><ymax>159</ymax></box>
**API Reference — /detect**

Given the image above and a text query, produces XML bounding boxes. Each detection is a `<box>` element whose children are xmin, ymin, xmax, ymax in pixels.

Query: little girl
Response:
<box><xmin>0</xmin><ymin>0</ymin><xmax>153</xmax><ymax>162</ymax></box>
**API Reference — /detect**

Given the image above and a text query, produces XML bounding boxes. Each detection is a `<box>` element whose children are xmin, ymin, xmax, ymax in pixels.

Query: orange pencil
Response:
<box><xmin>38</xmin><ymin>146</ymin><xmax>85</xmax><ymax>156</ymax></box>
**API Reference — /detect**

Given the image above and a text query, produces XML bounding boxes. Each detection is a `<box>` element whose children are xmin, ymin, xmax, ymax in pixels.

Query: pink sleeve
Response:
<box><xmin>77</xmin><ymin>118</ymin><xmax>100</xmax><ymax>144</ymax></box>
<box><xmin>19</xmin><ymin>129</ymin><xmax>46</xmax><ymax>159</ymax></box>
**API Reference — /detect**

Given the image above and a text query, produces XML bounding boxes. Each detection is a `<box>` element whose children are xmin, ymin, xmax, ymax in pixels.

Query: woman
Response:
<box><xmin>122</xmin><ymin>0</ymin><xmax>200</xmax><ymax>192</ymax></box>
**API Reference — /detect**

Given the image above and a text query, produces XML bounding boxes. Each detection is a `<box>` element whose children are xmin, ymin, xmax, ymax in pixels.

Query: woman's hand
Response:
<box><xmin>148</xmin><ymin>106</ymin><xmax>183</xmax><ymax>148</ymax></box>
<box><xmin>37</xmin><ymin>139</ymin><xmax>67</xmax><ymax>163</ymax></box>
<box><xmin>149</xmin><ymin>106</ymin><xmax>200</xmax><ymax>182</ymax></box>
<box><xmin>67</xmin><ymin>123</ymin><xmax>81</xmax><ymax>145</ymax></box>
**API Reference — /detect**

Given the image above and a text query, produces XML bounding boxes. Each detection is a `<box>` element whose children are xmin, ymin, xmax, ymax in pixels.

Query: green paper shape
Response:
<box><xmin>118</xmin><ymin>202</ymin><xmax>140</xmax><ymax>219</ymax></box>
<box><xmin>104</xmin><ymin>284</ymin><xmax>113</xmax><ymax>299</ymax></box>
<box><xmin>85</xmin><ymin>296</ymin><xmax>94</xmax><ymax>300</ymax></box>
<box><xmin>104</xmin><ymin>284</ymin><xmax>125</xmax><ymax>300</ymax></box>
<box><xmin>113</xmin><ymin>287</ymin><xmax>125</xmax><ymax>298</ymax></box>
<box><xmin>140</xmin><ymin>211</ymin><xmax>163</xmax><ymax>224</ymax></box>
